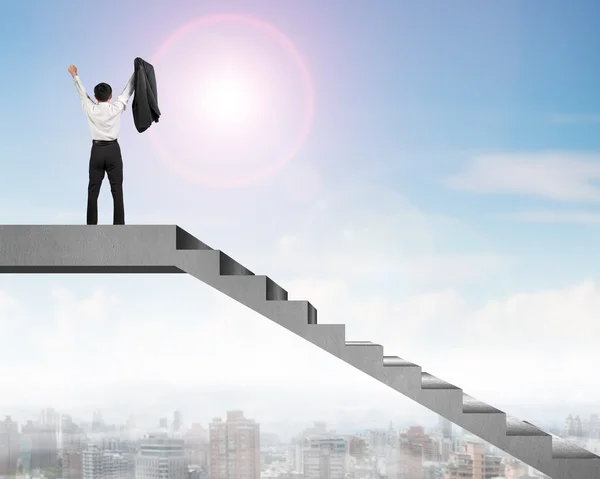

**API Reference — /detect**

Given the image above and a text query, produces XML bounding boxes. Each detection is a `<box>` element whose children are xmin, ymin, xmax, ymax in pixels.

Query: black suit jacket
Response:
<box><xmin>132</xmin><ymin>57</ymin><xmax>161</xmax><ymax>133</ymax></box>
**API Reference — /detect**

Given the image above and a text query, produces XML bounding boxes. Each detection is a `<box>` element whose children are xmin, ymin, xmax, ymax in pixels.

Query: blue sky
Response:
<box><xmin>1</xmin><ymin>0</ymin><xmax>600</xmax><ymax>436</ymax></box>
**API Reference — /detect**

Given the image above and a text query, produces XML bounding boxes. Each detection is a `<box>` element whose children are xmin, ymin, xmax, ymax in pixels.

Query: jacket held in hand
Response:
<box><xmin>132</xmin><ymin>57</ymin><xmax>161</xmax><ymax>133</ymax></box>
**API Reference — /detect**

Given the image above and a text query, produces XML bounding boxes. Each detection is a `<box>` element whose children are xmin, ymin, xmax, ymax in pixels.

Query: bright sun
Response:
<box><xmin>149</xmin><ymin>13</ymin><xmax>315</xmax><ymax>187</ymax></box>
<box><xmin>201</xmin><ymin>76</ymin><xmax>256</xmax><ymax>124</ymax></box>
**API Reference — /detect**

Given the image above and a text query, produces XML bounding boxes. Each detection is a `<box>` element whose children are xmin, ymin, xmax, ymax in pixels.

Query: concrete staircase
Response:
<box><xmin>0</xmin><ymin>225</ymin><xmax>596</xmax><ymax>479</ymax></box>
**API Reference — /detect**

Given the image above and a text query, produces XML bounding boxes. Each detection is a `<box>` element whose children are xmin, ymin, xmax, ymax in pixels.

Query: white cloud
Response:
<box><xmin>0</xmin><ymin>291</ymin><xmax>28</xmax><ymax>343</ymax></box>
<box><xmin>30</xmin><ymin>288</ymin><xmax>118</xmax><ymax>353</ymax></box>
<box><xmin>380</xmin><ymin>279</ymin><xmax>600</xmax><ymax>411</ymax></box>
<box><xmin>444</xmin><ymin>152</ymin><xmax>600</xmax><ymax>202</ymax></box>
<box><xmin>500</xmin><ymin>210</ymin><xmax>600</xmax><ymax>224</ymax></box>
<box><xmin>0</xmin><ymin>290</ymin><xmax>20</xmax><ymax>317</ymax></box>
<box><xmin>255</xmin><ymin>185</ymin><xmax>510</xmax><ymax>289</ymax></box>
<box><xmin>468</xmin><ymin>280</ymin><xmax>600</xmax><ymax>348</ymax></box>
<box><xmin>1</xmin><ymin>275</ymin><xmax>599</xmax><ymax>422</ymax></box>
<box><xmin>400</xmin><ymin>254</ymin><xmax>511</xmax><ymax>285</ymax></box>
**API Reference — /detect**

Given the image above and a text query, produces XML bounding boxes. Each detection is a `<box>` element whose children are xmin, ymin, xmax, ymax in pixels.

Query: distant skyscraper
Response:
<box><xmin>40</xmin><ymin>409</ymin><xmax>58</xmax><ymax>427</ymax></box>
<box><xmin>209</xmin><ymin>411</ymin><xmax>260</xmax><ymax>479</ymax></box>
<box><xmin>159</xmin><ymin>417</ymin><xmax>169</xmax><ymax>429</ymax></box>
<box><xmin>574</xmin><ymin>415</ymin><xmax>583</xmax><ymax>437</ymax></box>
<box><xmin>92</xmin><ymin>412</ymin><xmax>104</xmax><ymax>433</ymax></box>
<box><xmin>347</xmin><ymin>436</ymin><xmax>366</xmax><ymax>463</ymax></box>
<box><xmin>83</xmin><ymin>444</ymin><xmax>102</xmax><ymax>479</ymax></box>
<box><xmin>563</xmin><ymin>414</ymin><xmax>584</xmax><ymax>438</ymax></box>
<box><xmin>590</xmin><ymin>414</ymin><xmax>600</xmax><ymax>439</ymax></box>
<box><xmin>62</xmin><ymin>416</ymin><xmax>87</xmax><ymax>454</ymax></box>
<box><xmin>103</xmin><ymin>451</ymin><xmax>132</xmax><ymax>479</ymax></box>
<box><xmin>63</xmin><ymin>450</ymin><xmax>83</xmax><ymax>479</ymax></box>
<box><xmin>184</xmin><ymin>424</ymin><xmax>207</xmax><ymax>469</ymax></box>
<box><xmin>438</xmin><ymin>437</ymin><xmax>452</xmax><ymax>462</ymax></box>
<box><xmin>564</xmin><ymin>414</ymin><xmax>575</xmax><ymax>437</ymax></box>
<box><xmin>399</xmin><ymin>431</ymin><xmax>423</xmax><ymax>479</ymax></box>
<box><xmin>135</xmin><ymin>437</ymin><xmax>186</xmax><ymax>479</ymax></box>
<box><xmin>438</xmin><ymin>416</ymin><xmax>452</xmax><ymax>439</ymax></box>
<box><xmin>405</xmin><ymin>426</ymin><xmax>437</xmax><ymax>462</ymax></box>
<box><xmin>22</xmin><ymin>420</ymin><xmax>57</xmax><ymax>470</ymax></box>
<box><xmin>173</xmin><ymin>411</ymin><xmax>182</xmax><ymax>432</ymax></box>
<box><xmin>83</xmin><ymin>443</ymin><xmax>131</xmax><ymax>479</ymax></box>
<box><xmin>0</xmin><ymin>416</ymin><xmax>20</xmax><ymax>476</ymax></box>
<box><xmin>302</xmin><ymin>437</ymin><xmax>347</xmax><ymax>479</ymax></box>
<box><xmin>445</xmin><ymin>442</ymin><xmax>502</xmax><ymax>479</ymax></box>
<box><xmin>369</xmin><ymin>429</ymin><xmax>387</xmax><ymax>456</ymax></box>
<box><xmin>19</xmin><ymin>435</ymin><xmax>32</xmax><ymax>474</ymax></box>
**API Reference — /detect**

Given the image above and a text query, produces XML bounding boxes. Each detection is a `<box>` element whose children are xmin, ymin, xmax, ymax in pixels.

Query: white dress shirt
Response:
<box><xmin>73</xmin><ymin>73</ymin><xmax>135</xmax><ymax>141</ymax></box>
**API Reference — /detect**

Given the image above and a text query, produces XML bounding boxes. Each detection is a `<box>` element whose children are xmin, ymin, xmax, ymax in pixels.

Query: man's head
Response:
<box><xmin>94</xmin><ymin>83</ymin><xmax>113</xmax><ymax>102</ymax></box>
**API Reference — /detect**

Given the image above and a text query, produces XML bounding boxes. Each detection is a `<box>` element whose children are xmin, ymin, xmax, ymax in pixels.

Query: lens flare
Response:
<box><xmin>148</xmin><ymin>14</ymin><xmax>315</xmax><ymax>188</ymax></box>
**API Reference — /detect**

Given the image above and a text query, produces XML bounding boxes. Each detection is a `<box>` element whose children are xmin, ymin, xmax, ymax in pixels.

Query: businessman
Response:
<box><xmin>68</xmin><ymin>64</ymin><xmax>135</xmax><ymax>225</ymax></box>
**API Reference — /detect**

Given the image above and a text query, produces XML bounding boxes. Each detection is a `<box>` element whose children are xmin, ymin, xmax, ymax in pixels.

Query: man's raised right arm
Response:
<box><xmin>68</xmin><ymin>64</ymin><xmax>95</xmax><ymax>112</ymax></box>
<box><xmin>114</xmin><ymin>72</ymin><xmax>136</xmax><ymax>112</ymax></box>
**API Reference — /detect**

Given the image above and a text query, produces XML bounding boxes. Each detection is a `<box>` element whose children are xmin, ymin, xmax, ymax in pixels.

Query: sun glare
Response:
<box><xmin>149</xmin><ymin>14</ymin><xmax>315</xmax><ymax>187</ymax></box>
<box><xmin>201</xmin><ymin>76</ymin><xmax>255</xmax><ymax>124</ymax></box>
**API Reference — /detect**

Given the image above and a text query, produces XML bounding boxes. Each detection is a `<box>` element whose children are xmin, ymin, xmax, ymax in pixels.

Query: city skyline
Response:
<box><xmin>0</xmin><ymin>406</ymin><xmax>561</xmax><ymax>478</ymax></box>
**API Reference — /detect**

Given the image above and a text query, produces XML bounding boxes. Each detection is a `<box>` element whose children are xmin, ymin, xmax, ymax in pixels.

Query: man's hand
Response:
<box><xmin>68</xmin><ymin>65</ymin><xmax>78</xmax><ymax>77</ymax></box>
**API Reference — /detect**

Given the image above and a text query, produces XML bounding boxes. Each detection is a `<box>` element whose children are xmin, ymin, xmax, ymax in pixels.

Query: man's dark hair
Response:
<box><xmin>94</xmin><ymin>83</ymin><xmax>112</xmax><ymax>102</ymax></box>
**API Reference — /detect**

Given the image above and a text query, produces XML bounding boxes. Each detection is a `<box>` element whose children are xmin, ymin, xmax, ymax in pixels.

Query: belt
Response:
<box><xmin>92</xmin><ymin>139</ymin><xmax>118</xmax><ymax>145</ymax></box>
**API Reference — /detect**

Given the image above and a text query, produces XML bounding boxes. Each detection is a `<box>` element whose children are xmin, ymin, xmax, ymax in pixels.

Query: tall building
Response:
<box><xmin>574</xmin><ymin>415</ymin><xmax>583</xmax><ymax>437</ymax></box>
<box><xmin>83</xmin><ymin>444</ymin><xmax>103</xmax><ymax>479</ymax></box>
<box><xmin>438</xmin><ymin>437</ymin><xmax>452</xmax><ymax>462</ymax></box>
<box><xmin>302</xmin><ymin>437</ymin><xmax>347</xmax><ymax>479</ymax></box>
<box><xmin>563</xmin><ymin>414</ymin><xmax>584</xmax><ymax>438</ymax></box>
<box><xmin>159</xmin><ymin>418</ymin><xmax>169</xmax><ymax>429</ymax></box>
<box><xmin>91</xmin><ymin>412</ymin><xmax>104</xmax><ymax>434</ymax></box>
<box><xmin>40</xmin><ymin>409</ymin><xmax>59</xmax><ymax>427</ymax></box>
<box><xmin>63</xmin><ymin>450</ymin><xmax>83</xmax><ymax>479</ymax></box>
<box><xmin>347</xmin><ymin>436</ymin><xmax>366</xmax><ymax>463</ymax></box>
<box><xmin>402</xmin><ymin>427</ymin><xmax>438</xmax><ymax>463</ymax></box>
<box><xmin>19</xmin><ymin>435</ymin><xmax>32</xmax><ymax>474</ymax></box>
<box><xmin>399</xmin><ymin>434</ymin><xmax>423</xmax><ymax>479</ymax></box>
<box><xmin>135</xmin><ymin>437</ymin><xmax>186</xmax><ymax>479</ymax></box>
<box><xmin>209</xmin><ymin>411</ymin><xmax>260</xmax><ymax>479</ymax></box>
<box><xmin>103</xmin><ymin>451</ymin><xmax>132</xmax><ymax>479</ymax></box>
<box><xmin>438</xmin><ymin>417</ymin><xmax>453</xmax><ymax>439</ymax></box>
<box><xmin>62</xmin><ymin>416</ymin><xmax>87</xmax><ymax>454</ymax></box>
<box><xmin>184</xmin><ymin>424</ymin><xmax>208</xmax><ymax>469</ymax></box>
<box><xmin>384</xmin><ymin>442</ymin><xmax>402</xmax><ymax>479</ymax></box>
<box><xmin>589</xmin><ymin>414</ymin><xmax>600</xmax><ymax>439</ymax></box>
<box><xmin>22</xmin><ymin>420</ymin><xmax>57</xmax><ymax>470</ymax></box>
<box><xmin>83</xmin><ymin>443</ymin><xmax>132</xmax><ymax>479</ymax></box>
<box><xmin>445</xmin><ymin>442</ymin><xmax>502</xmax><ymax>479</ymax></box>
<box><xmin>173</xmin><ymin>412</ymin><xmax>182</xmax><ymax>433</ymax></box>
<box><xmin>369</xmin><ymin>430</ymin><xmax>388</xmax><ymax>456</ymax></box>
<box><xmin>291</xmin><ymin>422</ymin><xmax>337</xmax><ymax>473</ymax></box>
<box><xmin>0</xmin><ymin>416</ymin><xmax>20</xmax><ymax>476</ymax></box>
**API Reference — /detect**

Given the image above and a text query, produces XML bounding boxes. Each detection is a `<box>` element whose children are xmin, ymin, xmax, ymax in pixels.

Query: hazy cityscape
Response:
<box><xmin>1</xmin><ymin>407</ymin><xmax>599</xmax><ymax>479</ymax></box>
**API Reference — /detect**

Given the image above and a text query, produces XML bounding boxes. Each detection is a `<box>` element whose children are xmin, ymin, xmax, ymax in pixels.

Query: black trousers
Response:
<box><xmin>87</xmin><ymin>140</ymin><xmax>125</xmax><ymax>225</ymax></box>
